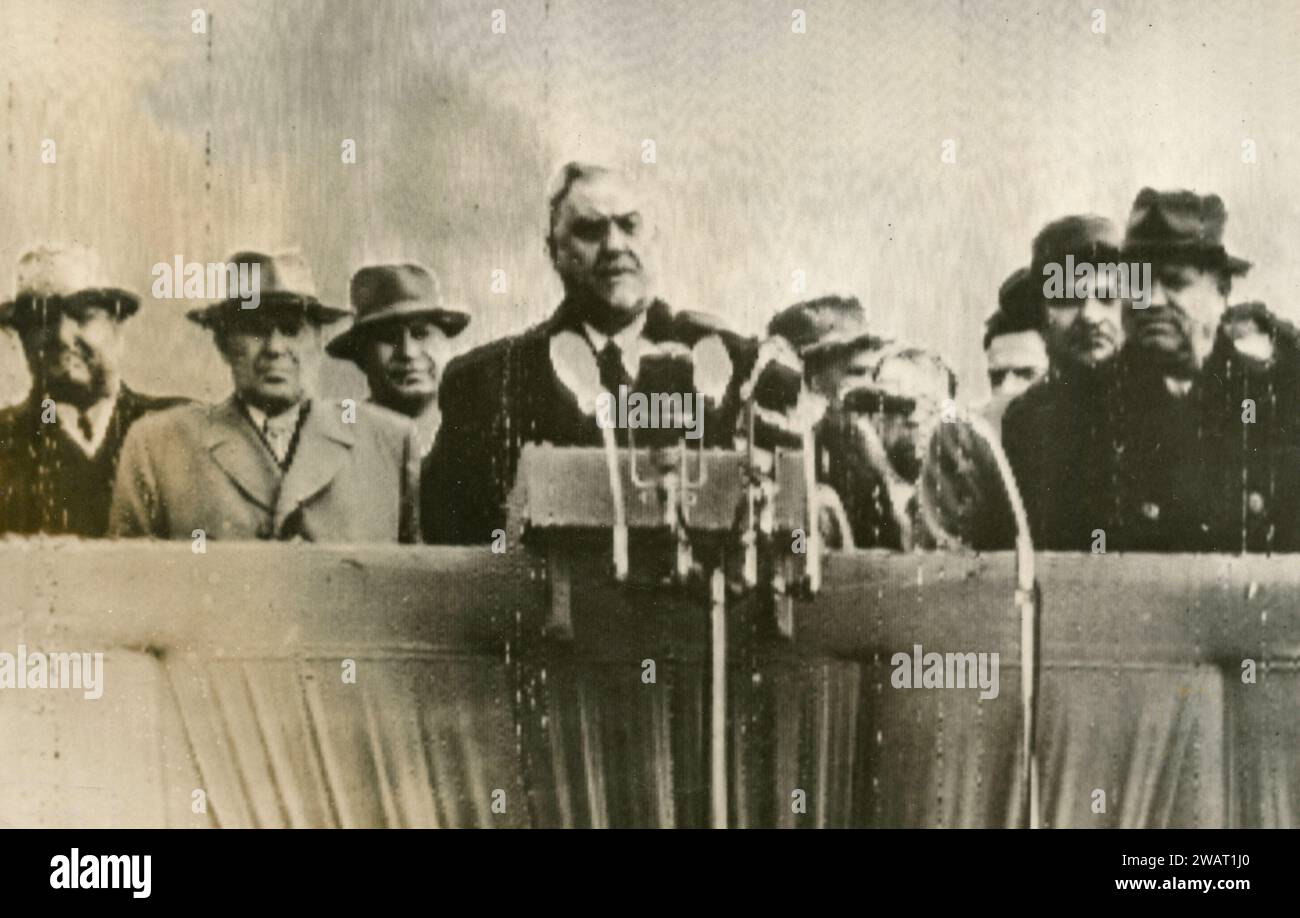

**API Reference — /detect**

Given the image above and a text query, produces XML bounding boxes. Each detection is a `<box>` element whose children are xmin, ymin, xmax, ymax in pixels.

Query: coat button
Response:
<box><xmin>1247</xmin><ymin>491</ymin><xmax>1266</xmax><ymax>516</ymax></box>
<box><xmin>1140</xmin><ymin>501</ymin><xmax>1160</xmax><ymax>521</ymax></box>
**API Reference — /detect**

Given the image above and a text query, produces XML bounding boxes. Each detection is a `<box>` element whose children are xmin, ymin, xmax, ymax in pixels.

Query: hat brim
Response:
<box><xmin>187</xmin><ymin>292</ymin><xmax>353</xmax><ymax>328</ymax></box>
<box><xmin>1122</xmin><ymin>242</ymin><xmax>1252</xmax><ymax>276</ymax></box>
<box><xmin>325</xmin><ymin>302</ymin><xmax>470</xmax><ymax>362</ymax></box>
<box><xmin>0</xmin><ymin>288</ymin><xmax>141</xmax><ymax>326</ymax></box>
<box><xmin>800</xmin><ymin>329</ymin><xmax>888</xmax><ymax>357</ymax></box>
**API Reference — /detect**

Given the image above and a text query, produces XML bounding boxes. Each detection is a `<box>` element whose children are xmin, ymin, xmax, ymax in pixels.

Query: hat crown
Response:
<box><xmin>13</xmin><ymin>243</ymin><xmax>112</xmax><ymax>298</ymax></box>
<box><xmin>1123</xmin><ymin>188</ymin><xmax>1228</xmax><ymax>249</ymax></box>
<box><xmin>226</xmin><ymin>249</ymin><xmax>318</xmax><ymax>300</ymax></box>
<box><xmin>994</xmin><ymin>265</ymin><xmax>1043</xmax><ymax>333</ymax></box>
<box><xmin>188</xmin><ymin>248</ymin><xmax>349</xmax><ymax>328</ymax></box>
<box><xmin>1120</xmin><ymin>189</ymin><xmax>1249</xmax><ymax>275</ymax></box>
<box><xmin>349</xmin><ymin>263</ymin><xmax>442</xmax><ymax>320</ymax></box>
<box><xmin>767</xmin><ymin>295</ymin><xmax>868</xmax><ymax>351</ymax></box>
<box><xmin>997</xmin><ymin>266</ymin><xmax>1033</xmax><ymax>310</ymax></box>
<box><xmin>325</xmin><ymin>263</ymin><xmax>469</xmax><ymax>361</ymax></box>
<box><xmin>1031</xmin><ymin>215</ymin><xmax>1121</xmax><ymax>269</ymax></box>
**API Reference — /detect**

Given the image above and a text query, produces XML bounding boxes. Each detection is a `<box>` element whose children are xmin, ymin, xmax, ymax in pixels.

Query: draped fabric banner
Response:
<box><xmin>0</xmin><ymin>542</ymin><xmax>1294</xmax><ymax>827</ymax></box>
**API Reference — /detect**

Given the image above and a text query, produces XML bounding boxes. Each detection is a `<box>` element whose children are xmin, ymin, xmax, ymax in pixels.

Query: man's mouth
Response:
<box><xmin>395</xmin><ymin>370</ymin><xmax>432</xmax><ymax>386</ymax></box>
<box><xmin>1134</xmin><ymin>317</ymin><xmax>1186</xmax><ymax>344</ymax></box>
<box><xmin>1075</xmin><ymin>324</ymin><xmax>1116</xmax><ymax>347</ymax></box>
<box><xmin>44</xmin><ymin>350</ymin><xmax>90</xmax><ymax>379</ymax></box>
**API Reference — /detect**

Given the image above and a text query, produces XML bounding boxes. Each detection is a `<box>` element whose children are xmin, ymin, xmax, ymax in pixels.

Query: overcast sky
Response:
<box><xmin>2</xmin><ymin>0</ymin><xmax>1297</xmax><ymax>403</ymax></box>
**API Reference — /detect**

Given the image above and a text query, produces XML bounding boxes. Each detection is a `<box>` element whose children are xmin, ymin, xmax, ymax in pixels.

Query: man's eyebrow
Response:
<box><xmin>566</xmin><ymin>210</ymin><xmax>609</xmax><ymax>227</ymax></box>
<box><xmin>570</xmin><ymin>208</ymin><xmax>640</xmax><ymax>220</ymax></box>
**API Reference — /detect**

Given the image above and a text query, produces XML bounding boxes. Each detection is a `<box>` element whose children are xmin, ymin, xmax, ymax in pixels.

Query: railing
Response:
<box><xmin>0</xmin><ymin>540</ymin><xmax>1295</xmax><ymax>827</ymax></box>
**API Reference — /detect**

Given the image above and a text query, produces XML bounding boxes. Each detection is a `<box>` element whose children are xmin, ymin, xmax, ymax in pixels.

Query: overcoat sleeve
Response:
<box><xmin>109</xmin><ymin>422</ymin><xmax>162</xmax><ymax>538</ymax></box>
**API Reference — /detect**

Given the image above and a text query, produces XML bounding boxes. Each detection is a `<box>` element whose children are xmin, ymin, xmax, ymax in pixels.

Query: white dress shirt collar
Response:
<box><xmin>55</xmin><ymin>395</ymin><xmax>117</xmax><ymax>458</ymax></box>
<box><xmin>583</xmin><ymin>311</ymin><xmax>648</xmax><ymax>380</ymax></box>
<box><xmin>242</xmin><ymin>400</ymin><xmax>305</xmax><ymax>433</ymax></box>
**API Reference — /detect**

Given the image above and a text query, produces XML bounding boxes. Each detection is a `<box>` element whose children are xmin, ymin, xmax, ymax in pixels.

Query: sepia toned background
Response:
<box><xmin>1</xmin><ymin>0</ymin><xmax>1298</xmax><ymax>406</ymax></box>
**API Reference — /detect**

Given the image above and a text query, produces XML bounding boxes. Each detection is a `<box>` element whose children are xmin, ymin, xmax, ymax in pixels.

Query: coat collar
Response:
<box><xmin>546</xmin><ymin>297</ymin><xmax>674</xmax><ymax>340</ymax></box>
<box><xmin>20</xmin><ymin>384</ymin><xmax>137</xmax><ymax>451</ymax></box>
<box><xmin>204</xmin><ymin>395</ymin><xmax>355</xmax><ymax>528</ymax></box>
<box><xmin>21</xmin><ymin>383</ymin><xmax>136</xmax><ymax>422</ymax></box>
<box><xmin>274</xmin><ymin>399</ymin><xmax>354</xmax><ymax>527</ymax></box>
<box><xmin>204</xmin><ymin>397</ymin><xmax>281</xmax><ymax>512</ymax></box>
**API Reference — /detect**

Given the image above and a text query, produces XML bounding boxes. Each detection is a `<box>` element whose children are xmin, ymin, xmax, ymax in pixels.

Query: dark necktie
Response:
<box><xmin>597</xmin><ymin>340</ymin><xmax>631</xmax><ymax>395</ymax></box>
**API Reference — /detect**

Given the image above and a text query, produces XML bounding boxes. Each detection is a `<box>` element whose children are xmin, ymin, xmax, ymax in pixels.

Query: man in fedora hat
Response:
<box><xmin>766</xmin><ymin>294</ymin><xmax>942</xmax><ymax>550</ymax></box>
<box><xmin>0</xmin><ymin>244</ymin><xmax>186</xmax><ymax>537</ymax></box>
<box><xmin>933</xmin><ymin>213</ymin><xmax>1154</xmax><ymax>550</ymax></box>
<box><xmin>326</xmin><ymin>263</ymin><xmax>469</xmax><ymax>458</ymax></box>
<box><xmin>110</xmin><ymin>250</ymin><xmax>422</xmax><ymax>543</ymax></box>
<box><xmin>766</xmin><ymin>294</ymin><xmax>890</xmax><ymax>408</ymax></box>
<box><xmin>1124</xmin><ymin>188</ymin><xmax>1252</xmax><ymax>381</ymax></box>
<box><xmin>994</xmin><ymin>191</ymin><xmax>1300</xmax><ymax>552</ymax></box>
<box><xmin>423</xmin><ymin>162</ymin><xmax>757</xmax><ymax>544</ymax></box>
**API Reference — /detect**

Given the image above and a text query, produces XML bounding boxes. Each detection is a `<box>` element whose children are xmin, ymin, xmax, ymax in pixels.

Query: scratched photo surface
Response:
<box><xmin>0</xmin><ymin>0</ymin><xmax>1297</xmax><ymax>829</ymax></box>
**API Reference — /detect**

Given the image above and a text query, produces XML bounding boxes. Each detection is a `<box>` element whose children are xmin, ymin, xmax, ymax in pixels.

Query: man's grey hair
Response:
<box><xmin>546</xmin><ymin>161</ymin><xmax>614</xmax><ymax>255</ymax></box>
<box><xmin>873</xmin><ymin>345</ymin><xmax>958</xmax><ymax>399</ymax></box>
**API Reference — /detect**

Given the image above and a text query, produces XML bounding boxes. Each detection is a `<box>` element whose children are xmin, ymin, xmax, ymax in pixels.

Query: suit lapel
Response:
<box><xmin>523</xmin><ymin>327</ymin><xmax>600</xmax><ymax>446</ymax></box>
<box><xmin>529</xmin><ymin>300</ymin><xmax>671</xmax><ymax>447</ymax></box>
<box><xmin>274</xmin><ymin>401</ymin><xmax>354</xmax><ymax>530</ymax></box>
<box><xmin>103</xmin><ymin>385</ymin><xmax>143</xmax><ymax>458</ymax></box>
<box><xmin>205</xmin><ymin>396</ymin><xmax>280</xmax><ymax>512</ymax></box>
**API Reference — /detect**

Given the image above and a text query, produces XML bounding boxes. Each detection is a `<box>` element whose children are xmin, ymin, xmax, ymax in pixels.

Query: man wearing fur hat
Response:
<box><xmin>326</xmin><ymin>263</ymin><xmax>469</xmax><ymax>458</ymax></box>
<box><xmin>423</xmin><ymin>162</ymin><xmax>757</xmax><ymax>544</ymax></box>
<box><xmin>0</xmin><ymin>244</ymin><xmax>186</xmax><ymax>537</ymax></box>
<box><xmin>110</xmin><ymin>250</ymin><xmax>422</xmax><ymax>543</ymax></box>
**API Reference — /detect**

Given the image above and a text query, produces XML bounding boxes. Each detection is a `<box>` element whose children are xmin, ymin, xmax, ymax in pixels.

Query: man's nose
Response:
<box><xmin>1080</xmin><ymin>296</ymin><xmax>1111</xmax><ymax>323</ymax></box>
<box><xmin>1000</xmin><ymin>378</ymin><xmax>1029</xmax><ymax>398</ymax></box>
<box><xmin>264</xmin><ymin>327</ymin><xmax>292</xmax><ymax>353</ymax></box>
<box><xmin>54</xmin><ymin>312</ymin><xmax>82</xmax><ymax>347</ymax></box>
<box><xmin>395</xmin><ymin>328</ymin><xmax>419</xmax><ymax>359</ymax></box>
<box><xmin>604</xmin><ymin>221</ymin><xmax>633</xmax><ymax>252</ymax></box>
<box><xmin>1147</xmin><ymin>281</ymin><xmax>1170</xmax><ymax>309</ymax></box>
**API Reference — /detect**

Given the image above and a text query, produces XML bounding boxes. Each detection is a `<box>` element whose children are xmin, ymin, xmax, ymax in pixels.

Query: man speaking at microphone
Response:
<box><xmin>422</xmin><ymin>162</ymin><xmax>757</xmax><ymax>544</ymax></box>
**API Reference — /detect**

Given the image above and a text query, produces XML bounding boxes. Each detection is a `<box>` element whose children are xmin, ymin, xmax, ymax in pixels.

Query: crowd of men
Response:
<box><xmin>1</xmin><ymin>165</ymin><xmax>1294</xmax><ymax>556</ymax></box>
<box><xmin>935</xmin><ymin>189</ymin><xmax>1300</xmax><ymax>553</ymax></box>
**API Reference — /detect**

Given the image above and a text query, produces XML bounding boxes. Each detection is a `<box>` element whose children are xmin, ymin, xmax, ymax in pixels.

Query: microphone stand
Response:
<box><xmin>916</xmin><ymin>410</ymin><xmax>1042</xmax><ymax>829</ymax></box>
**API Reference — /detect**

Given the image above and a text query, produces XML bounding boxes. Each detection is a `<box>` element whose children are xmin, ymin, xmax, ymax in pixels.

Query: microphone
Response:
<box><xmin>742</xmin><ymin>336</ymin><xmax>807</xmax><ymax>452</ymax></box>
<box><xmin>549</xmin><ymin>329</ymin><xmax>604</xmax><ymax>415</ymax></box>
<box><xmin>633</xmin><ymin>341</ymin><xmax>697</xmax><ymax>448</ymax></box>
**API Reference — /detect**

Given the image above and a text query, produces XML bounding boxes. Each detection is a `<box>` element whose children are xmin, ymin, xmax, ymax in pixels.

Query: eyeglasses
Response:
<box><xmin>842</xmin><ymin>388</ymin><xmax>918</xmax><ymax>416</ymax></box>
